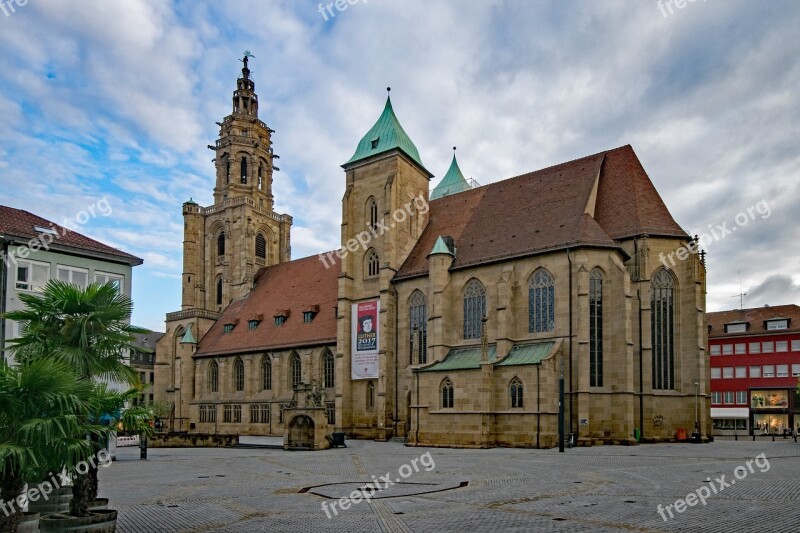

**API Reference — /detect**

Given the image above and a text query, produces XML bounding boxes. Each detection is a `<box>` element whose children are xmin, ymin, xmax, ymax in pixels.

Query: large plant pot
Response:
<box><xmin>28</xmin><ymin>487</ymin><xmax>72</xmax><ymax>516</ymax></box>
<box><xmin>16</xmin><ymin>512</ymin><xmax>40</xmax><ymax>533</ymax></box>
<box><xmin>39</xmin><ymin>510</ymin><xmax>117</xmax><ymax>533</ymax></box>
<box><xmin>87</xmin><ymin>498</ymin><xmax>108</xmax><ymax>511</ymax></box>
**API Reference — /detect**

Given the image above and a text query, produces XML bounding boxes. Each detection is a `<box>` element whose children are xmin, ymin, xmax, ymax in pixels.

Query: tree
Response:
<box><xmin>5</xmin><ymin>280</ymin><xmax>145</xmax><ymax>517</ymax></box>
<box><xmin>0</xmin><ymin>360</ymin><xmax>104</xmax><ymax>532</ymax></box>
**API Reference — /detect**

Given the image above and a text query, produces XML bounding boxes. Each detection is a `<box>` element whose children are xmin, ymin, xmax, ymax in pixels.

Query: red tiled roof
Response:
<box><xmin>707</xmin><ymin>305</ymin><xmax>800</xmax><ymax>338</ymax></box>
<box><xmin>195</xmin><ymin>253</ymin><xmax>339</xmax><ymax>356</ymax></box>
<box><xmin>396</xmin><ymin>145</ymin><xmax>686</xmax><ymax>279</ymax></box>
<box><xmin>0</xmin><ymin>205</ymin><xmax>142</xmax><ymax>265</ymax></box>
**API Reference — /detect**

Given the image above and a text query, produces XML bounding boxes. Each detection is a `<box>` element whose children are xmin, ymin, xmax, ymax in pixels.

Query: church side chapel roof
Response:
<box><xmin>396</xmin><ymin>145</ymin><xmax>687</xmax><ymax>280</ymax></box>
<box><xmin>344</xmin><ymin>95</ymin><xmax>429</xmax><ymax>173</ymax></box>
<box><xmin>195</xmin><ymin>254</ymin><xmax>340</xmax><ymax>356</ymax></box>
<box><xmin>417</xmin><ymin>340</ymin><xmax>557</xmax><ymax>372</ymax></box>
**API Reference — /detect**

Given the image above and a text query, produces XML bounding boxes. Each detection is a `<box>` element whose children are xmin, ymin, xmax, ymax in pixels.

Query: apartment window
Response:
<box><xmin>95</xmin><ymin>271</ymin><xmax>123</xmax><ymax>292</ymax></box>
<box><xmin>766</xmin><ymin>319</ymin><xmax>788</xmax><ymax>330</ymax></box>
<box><xmin>56</xmin><ymin>266</ymin><xmax>88</xmax><ymax>289</ymax></box>
<box><xmin>710</xmin><ymin>345</ymin><xmax>721</xmax><ymax>356</ymax></box>
<box><xmin>763</xmin><ymin>365</ymin><xmax>775</xmax><ymax>378</ymax></box>
<box><xmin>791</xmin><ymin>340</ymin><xmax>800</xmax><ymax>352</ymax></box>
<box><xmin>776</xmin><ymin>341</ymin><xmax>788</xmax><ymax>352</ymax></box>
<box><xmin>736</xmin><ymin>391</ymin><xmax>747</xmax><ymax>405</ymax></box>
<box><xmin>16</xmin><ymin>260</ymin><xmax>50</xmax><ymax>291</ymax></box>
<box><xmin>791</xmin><ymin>364</ymin><xmax>800</xmax><ymax>377</ymax></box>
<box><xmin>777</xmin><ymin>364</ymin><xmax>789</xmax><ymax>377</ymax></box>
<box><xmin>750</xmin><ymin>366</ymin><xmax>761</xmax><ymax>378</ymax></box>
<box><xmin>749</xmin><ymin>342</ymin><xmax>761</xmax><ymax>354</ymax></box>
<box><xmin>735</xmin><ymin>367</ymin><xmax>746</xmax><ymax>378</ymax></box>
<box><xmin>735</xmin><ymin>343</ymin><xmax>746</xmax><ymax>355</ymax></box>
<box><xmin>711</xmin><ymin>391</ymin><xmax>722</xmax><ymax>404</ymax></box>
<box><xmin>762</xmin><ymin>342</ymin><xmax>774</xmax><ymax>353</ymax></box>
<box><xmin>722</xmin><ymin>344</ymin><xmax>733</xmax><ymax>355</ymax></box>
<box><xmin>722</xmin><ymin>367</ymin><xmax>733</xmax><ymax>379</ymax></box>
<box><xmin>725</xmin><ymin>323</ymin><xmax>747</xmax><ymax>333</ymax></box>
<box><xmin>711</xmin><ymin>368</ymin><xmax>721</xmax><ymax>379</ymax></box>
<box><xmin>723</xmin><ymin>391</ymin><xmax>734</xmax><ymax>405</ymax></box>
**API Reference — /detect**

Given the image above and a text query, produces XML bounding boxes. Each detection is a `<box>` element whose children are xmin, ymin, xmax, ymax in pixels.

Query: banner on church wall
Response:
<box><xmin>351</xmin><ymin>300</ymin><xmax>379</xmax><ymax>379</ymax></box>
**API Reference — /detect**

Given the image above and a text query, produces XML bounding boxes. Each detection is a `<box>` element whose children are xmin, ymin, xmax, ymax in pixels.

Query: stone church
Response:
<box><xmin>154</xmin><ymin>57</ymin><xmax>710</xmax><ymax>448</ymax></box>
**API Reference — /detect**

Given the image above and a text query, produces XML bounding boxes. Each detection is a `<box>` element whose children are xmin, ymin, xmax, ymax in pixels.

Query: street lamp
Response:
<box><xmin>693</xmin><ymin>381</ymin><xmax>700</xmax><ymax>442</ymax></box>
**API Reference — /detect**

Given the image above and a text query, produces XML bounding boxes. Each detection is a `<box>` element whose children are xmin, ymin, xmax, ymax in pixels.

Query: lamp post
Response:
<box><xmin>693</xmin><ymin>381</ymin><xmax>700</xmax><ymax>442</ymax></box>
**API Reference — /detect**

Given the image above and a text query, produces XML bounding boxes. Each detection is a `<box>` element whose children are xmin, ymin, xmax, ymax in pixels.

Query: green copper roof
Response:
<box><xmin>180</xmin><ymin>324</ymin><xmax>197</xmax><ymax>344</ymax></box>
<box><xmin>431</xmin><ymin>153</ymin><xmax>471</xmax><ymax>200</ymax></box>
<box><xmin>495</xmin><ymin>341</ymin><xmax>555</xmax><ymax>366</ymax></box>
<box><xmin>418</xmin><ymin>345</ymin><xmax>498</xmax><ymax>372</ymax></box>
<box><xmin>428</xmin><ymin>236</ymin><xmax>454</xmax><ymax>257</ymax></box>
<box><xmin>345</xmin><ymin>96</ymin><xmax>426</xmax><ymax>171</ymax></box>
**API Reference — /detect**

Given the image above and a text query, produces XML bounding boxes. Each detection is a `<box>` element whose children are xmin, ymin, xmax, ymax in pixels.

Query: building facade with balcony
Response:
<box><xmin>708</xmin><ymin>304</ymin><xmax>800</xmax><ymax>436</ymax></box>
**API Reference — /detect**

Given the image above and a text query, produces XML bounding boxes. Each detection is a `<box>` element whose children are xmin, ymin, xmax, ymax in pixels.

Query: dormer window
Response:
<box><xmin>303</xmin><ymin>305</ymin><xmax>319</xmax><ymax>324</ymax></box>
<box><xmin>274</xmin><ymin>309</ymin><xmax>290</xmax><ymax>327</ymax></box>
<box><xmin>223</xmin><ymin>323</ymin><xmax>235</xmax><ymax>334</ymax></box>
<box><xmin>371</xmin><ymin>138</ymin><xmax>379</xmax><ymax>149</ymax></box>
<box><xmin>248</xmin><ymin>320</ymin><xmax>260</xmax><ymax>330</ymax></box>
<box><xmin>275</xmin><ymin>316</ymin><xmax>286</xmax><ymax>327</ymax></box>
<box><xmin>34</xmin><ymin>226</ymin><xmax>58</xmax><ymax>235</ymax></box>
<box><xmin>724</xmin><ymin>322</ymin><xmax>747</xmax><ymax>334</ymax></box>
<box><xmin>766</xmin><ymin>319</ymin><xmax>788</xmax><ymax>330</ymax></box>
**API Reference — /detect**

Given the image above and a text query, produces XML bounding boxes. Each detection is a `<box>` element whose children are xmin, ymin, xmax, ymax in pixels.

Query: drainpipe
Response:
<box><xmin>415</xmin><ymin>370</ymin><xmax>420</xmax><ymax>446</ymax></box>
<box><xmin>394</xmin><ymin>287</ymin><xmax>399</xmax><ymax>438</ymax></box>
<box><xmin>638</xmin><ymin>288</ymin><xmax>644</xmax><ymax>440</ymax></box>
<box><xmin>536</xmin><ymin>363</ymin><xmax>540</xmax><ymax>448</ymax></box>
<box><xmin>0</xmin><ymin>237</ymin><xmax>8</xmax><ymax>365</ymax></box>
<box><xmin>567</xmin><ymin>248</ymin><xmax>574</xmax><ymax>438</ymax></box>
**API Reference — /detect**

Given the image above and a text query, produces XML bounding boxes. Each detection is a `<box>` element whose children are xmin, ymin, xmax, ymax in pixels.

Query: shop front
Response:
<box><xmin>749</xmin><ymin>389</ymin><xmax>798</xmax><ymax>436</ymax></box>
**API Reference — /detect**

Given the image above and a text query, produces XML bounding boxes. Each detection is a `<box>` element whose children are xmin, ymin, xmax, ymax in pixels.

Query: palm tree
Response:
<box><xmin>5</xmin><ymin>280</ymin><xmax>146</xmax><ymax>517</ymax></box>
<box><xmin>0</xmin><ymin>359</ymin><xmax>102</xmax><ymax>532</ymax></box>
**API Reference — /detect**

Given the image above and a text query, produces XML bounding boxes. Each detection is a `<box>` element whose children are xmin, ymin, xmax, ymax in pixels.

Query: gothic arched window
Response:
<box><xmin>441</xmin><ymin>378</ymin><xmax>454</xmax><ymax>408</ymax></box>
<box><xmin>240</xmin><ymin>157</ymin><xmax>248</xmax><ymax>184</ymax></box>
<box><xmin>529</xmin><ymin>269</ymin><xmax>555</xmax><ymax>333</ymax></box>
<box><xmin>510</xmin><ymin>377</ymin><xmax>524</xmax><ymax>408</ymax></box>
<box><xmin>208</xmin><ymin>361</ymin><xmax>219</xmax><ymax>393</ymax></box>
<box><xmin>367</xmin><ymin>197</ymin><xmax>378</xmax><ymax>231</ymax></box>
<box><xmin>651</xmin><ymin>269</ymin><xmax>676</xmax><ymax>390</ymax></box>
<box><xmin>589</xmin><ymin>268</ymin><xmax>603</xmax><ymax>387</ymax></box>
<box><xmin>257</xmin><ymin>164</ymin><xmax>263</xmax><ymax>190</ymax></box>
<box><xmin>409</xmin><ymin>290</ymin><xmax>427</xmax><ymax>364</ymax></box>
<box><xmin>216</xmin><ymin>277</ymin><xmax>223</xmax><ymax>306</ymax></box>
<box><xmin>322</xmin><ymin>350</ymin><xmax>335</xmax><ymax>389</ymax></box>
<box><xmin>217</xmin><ymin>233</ymin><xmax>225</xmax><ymax>256</ymax></box>
<box><xmin>366</xmin><ymin>381</ymin><xmax>375</xmax><ymax>409</ymax></box>
<box><xmin>291</xmin><ymin>352</ymin><xmax>302</xmax><ymax>388</ymax></box>
<box><xmin>233</xmin><ymin>357</ymin><xmax>245</xmax><ymax>392</ymax></box>
<box><xmin>255</xmin><ymin>233</ymin><xmax>267</xmax><ymax>259</ymax></box>
<box><xmin>463</xmin><ymin>279</ymin><xmax>486</xmax><ymax>340</ymax></box>
<box><xmin>261</xmin><ymin>355</ymin><xmax>272</xmax><ymax>391</ymax></box>
<box><xmin>366</xmin><ymin>249</ymin><xmax>379</xmax><ymax>278</ymax></box>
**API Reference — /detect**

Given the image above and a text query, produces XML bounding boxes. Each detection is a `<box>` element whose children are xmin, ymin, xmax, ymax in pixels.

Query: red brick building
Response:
<box><xmin>708</xmin><ymin>304</ymin><xmax>800</xmax><ymax>436</ymax></box>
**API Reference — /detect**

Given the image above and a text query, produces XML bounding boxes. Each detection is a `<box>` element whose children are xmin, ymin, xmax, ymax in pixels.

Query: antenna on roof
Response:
<box><xmin>731</xmin><ymin>271</ymin><xmax>747</xmax><ymax>310</ymax></box>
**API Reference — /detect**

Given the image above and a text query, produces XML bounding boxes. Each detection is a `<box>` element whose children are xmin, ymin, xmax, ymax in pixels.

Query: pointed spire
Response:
<box><xmin>180</xmin><ymin>324</ymin><xmax>197</xmax><ymax>344</ymax></box>
<box><xmin>431</xmin><ymin>147</ymin><xmax>471</xmax><ymax>200</ymax></box>
<box><xmin>344</xmin><ymin>89</ymin><xmax>429</xmax><ymax>174</ymax></box>
<box><xmin>428</xmin><ymin>235</ymin><xmax>454</xmax><ymax>257</ymax></box>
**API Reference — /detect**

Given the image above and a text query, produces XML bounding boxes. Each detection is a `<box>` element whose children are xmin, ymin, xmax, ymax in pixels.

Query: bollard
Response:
<box><xmin>140</xmin><ymin>435</ymin><xmax>148</xmax><ymax>460</ymax></box>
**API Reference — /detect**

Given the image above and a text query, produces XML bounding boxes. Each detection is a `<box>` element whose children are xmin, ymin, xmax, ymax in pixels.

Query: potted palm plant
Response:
<box><xmin>0</xmin><ymin>359</ymin><xmax>99</xmax><ymax>533</ymax></box>
<box><xmin>6</xmin><ymin>281</ymin><xmax>146</xmax><ymax>532</ymax></box>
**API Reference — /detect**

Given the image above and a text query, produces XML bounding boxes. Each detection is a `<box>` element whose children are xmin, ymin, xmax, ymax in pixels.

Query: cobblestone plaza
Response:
<box><xmin>103</xmin><ymin>440</ymin><xmax>799</xmax><ymax>532</ymax></box>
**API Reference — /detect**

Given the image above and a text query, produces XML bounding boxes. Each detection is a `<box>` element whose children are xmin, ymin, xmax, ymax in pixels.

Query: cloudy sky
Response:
<box><xmin>0</xmin><ymin>0</ymin><xmax>798</xmax><ymax>331</ymax></box>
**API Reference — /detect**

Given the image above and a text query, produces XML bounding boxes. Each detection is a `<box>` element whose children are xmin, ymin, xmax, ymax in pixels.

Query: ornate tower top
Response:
<box><xmin>233</xmin><ymin>51</ymin><xmax>258</xmax><ymax>117</ymax></box>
